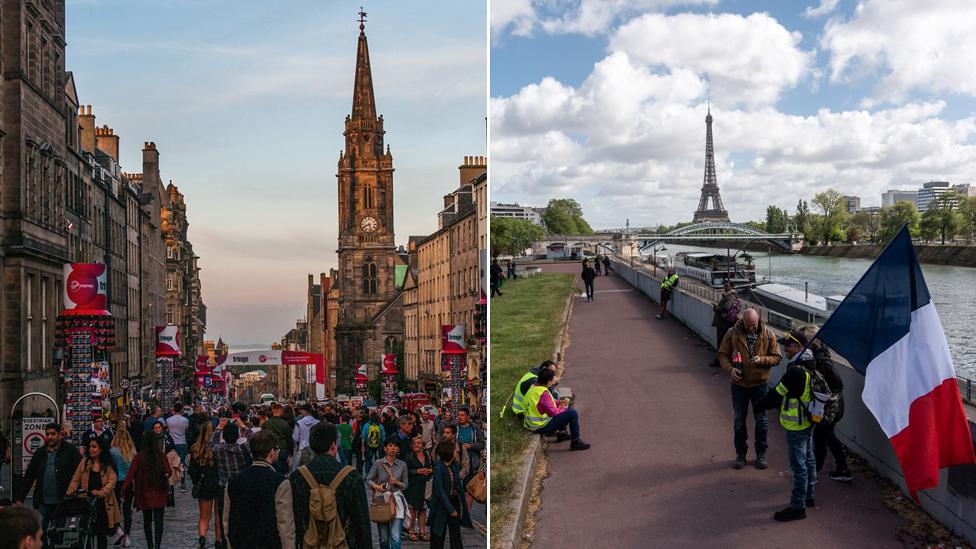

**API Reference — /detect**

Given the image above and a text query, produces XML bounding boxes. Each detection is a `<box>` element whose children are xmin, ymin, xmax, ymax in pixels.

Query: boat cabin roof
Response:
<box><xmin>753</xmin><ymin>283</ymin><xmax>828</xmax><ymax>312</ymax></box>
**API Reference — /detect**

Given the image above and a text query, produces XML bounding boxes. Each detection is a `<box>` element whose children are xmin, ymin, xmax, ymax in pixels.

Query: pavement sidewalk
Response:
<box><xmin>531</xmin><ymin>263</ymin><xmax>913</xmax><ymax>548</ymax></box>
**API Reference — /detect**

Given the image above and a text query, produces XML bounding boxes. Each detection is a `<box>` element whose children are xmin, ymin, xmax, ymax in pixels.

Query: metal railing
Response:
<box><xmin>960</xmin><ymin>376</ymin><xmax>975</xmax><ymax>404</ymax></box>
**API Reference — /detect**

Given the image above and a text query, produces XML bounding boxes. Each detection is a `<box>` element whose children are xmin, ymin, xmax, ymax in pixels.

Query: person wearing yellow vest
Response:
<box><xmin>656</xmin><ymin>268</ymin><xmax>679</xmax><ymax>319</ymax></box>
<box><xmin>757</xmin><ymin>330</ymin><xmax>817</xmax><ymax>522</ymax></box>
<box><xmin>523</xmin><ymin>369</ymin><xmax>590</xmax><ymax>451</ymax></box>
<box><xmin>507</xmin><ymin>361</ymin><xmax>559</xmax><ymax>416</ymax></box>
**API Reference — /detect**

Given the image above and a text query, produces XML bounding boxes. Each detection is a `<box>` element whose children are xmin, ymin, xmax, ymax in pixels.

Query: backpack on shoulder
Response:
<box><xmin>798</xmin><ymin>363</ymin><xmax>840</xmax><ymax>424</ymax></box>
<box><xmin>297</xmin><ymin>464</ymin><xmax>356</xmax><ymax>549</ymax></box>
<box><xmin>366</xmin><ymin>424</ymin><xmax>382</xmax><ymax>449</ymax></box>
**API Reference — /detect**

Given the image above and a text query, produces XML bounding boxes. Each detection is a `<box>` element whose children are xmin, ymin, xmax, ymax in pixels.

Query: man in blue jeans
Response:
<box><xmin>757</xmin><ymin>330</ymin><xmax>818</xmax><ymax>521</ymax></box>
<box><xmin>523</xmin><ymin>368</ymin><xmax>591</xmax><ymax>451</ymax></box>
<box><xmin>166</xmin><ymin>402</ymin><xmax>190</xmax><ymax>492</ymax></box>
<box><xmin>718</xmin><ymin>308</ymin><xmax>782</xmax><ymax>469</ymax></box>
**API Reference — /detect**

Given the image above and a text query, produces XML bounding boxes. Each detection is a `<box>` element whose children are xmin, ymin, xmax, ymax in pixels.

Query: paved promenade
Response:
<box><xmin>532</xmin><ymin>263</ymin><xmax>914</xmax><ymax>548</ymax></box>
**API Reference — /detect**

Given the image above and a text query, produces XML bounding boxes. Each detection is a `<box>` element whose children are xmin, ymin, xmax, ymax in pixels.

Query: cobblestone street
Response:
<box><xmin>120</xmin><ymin>483</ymin><xmax>485</xmax><ymax>549</ymax></box>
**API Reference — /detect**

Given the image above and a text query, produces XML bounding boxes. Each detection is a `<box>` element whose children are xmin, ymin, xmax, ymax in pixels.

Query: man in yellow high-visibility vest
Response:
<box><xmin>522</xmin><ymin>369</ymin><xmax>591</xmax><ymax>451</ymax></box>
<box><xmin>657</xmin><ymin>268</ymin><xmax>679</xmax><ymax>319</ymax></box>
<box><xmin>757</xmin><ymin>330</ymin><xmax>817</xmax><ymax>522</ymax></box>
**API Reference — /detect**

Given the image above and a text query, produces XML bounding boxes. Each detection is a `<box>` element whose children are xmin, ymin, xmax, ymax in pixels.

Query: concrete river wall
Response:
<box><xmin>802</xmin><ymin>243</ymin><xmax>976</xmax><ymax>267</ymax></box>
<box><xmin>610</xmin><ymin>257</ymin><xmax>976</xmax><ymax>545</ymax></box>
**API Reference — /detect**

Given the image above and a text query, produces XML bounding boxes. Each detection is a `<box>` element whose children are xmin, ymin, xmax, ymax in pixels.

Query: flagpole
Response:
<box><xmin>802</xmin><ymin>224</ymin><xmax>911</xmax><ymax>360</ymax></box>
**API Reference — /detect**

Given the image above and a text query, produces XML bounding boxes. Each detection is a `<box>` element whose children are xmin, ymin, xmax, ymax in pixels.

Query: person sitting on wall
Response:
<box><xmin>522</xmin><ymin>369</ymin><xmax>590</xmax><ymax>451</ymax></box>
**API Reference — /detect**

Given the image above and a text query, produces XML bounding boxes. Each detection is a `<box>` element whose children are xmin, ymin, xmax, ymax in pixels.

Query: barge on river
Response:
<box><xmin>673</xmin><ymin>252</ymin><xmax>757</xmax><ymax>288</ymax></box>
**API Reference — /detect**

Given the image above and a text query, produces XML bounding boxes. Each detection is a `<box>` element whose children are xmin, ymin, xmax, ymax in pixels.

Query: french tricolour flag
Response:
<box><xmin>815</xmin><ymin>225</ymin><xmax>975</xmax><ymax>501</ymax></box>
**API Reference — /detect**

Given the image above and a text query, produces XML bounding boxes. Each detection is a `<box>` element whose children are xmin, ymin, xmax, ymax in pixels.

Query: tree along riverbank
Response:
<box><xmin>800</xmin><ymin>243</ymin><xmax>976</xmax><ymax>267</ymax></box>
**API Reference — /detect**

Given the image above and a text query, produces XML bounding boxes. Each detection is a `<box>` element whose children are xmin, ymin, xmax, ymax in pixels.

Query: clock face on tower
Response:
<box><xmin>360</xmin><ymin>216</ymin><xmax>378</xmax><ymax>233</ymax></box>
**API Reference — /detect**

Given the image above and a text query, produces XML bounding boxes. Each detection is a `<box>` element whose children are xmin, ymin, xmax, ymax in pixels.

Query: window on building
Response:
<box><xmin>166</xmin><ymin>304</ymin><xmax>174</xmax><ymax>325</ymax></box>
<box><xmin>364</xmin><ymin>186</ymin><xmax>374</xmax><ymax>209</ymax></box>
<box><xmin>41</xmin><ymin>278</ymin><xmax>47</xmax><ymax>369</ymax></box>
<box><xmin>26</xmin><ymin>275</ymin><xmax>33</xmax><ymax>372</ymax></box>
<box><xmin>362</xmin><ymin>262</ymin><xmax>377</xmax><ymax>294</ymax></box>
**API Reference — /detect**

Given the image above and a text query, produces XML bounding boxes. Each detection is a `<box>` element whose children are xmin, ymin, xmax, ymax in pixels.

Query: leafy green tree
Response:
<box><xmin>877</xmin><ymin>202</ymin><xmax>920</xmax><ymax>243</ymax></box>
<box><xmin>744</xmin><ymin>220</ymin><xmax>766</xmax><ymax>231</ymax></box>
<box><xmin>924</xmin><ymin>192</ymin><xmax>960</xmax><ymax>244</ymax></box>
<box><xmin>541</xmin><ymin>199</ymin><xmax>594</xmax><ymax>235</ymax></box>
<box><xmin>846</xmin><ymin>225</ymin><xmax>860</xmax><ymax>243</ymax></box>
<box><xmin>958</xmin><ymin>196</ymin><xmax>976</xmax><ymax>241</ymax></box>
<box><xmin>794</xmin><ymin>199</ymin><xmax>810</xmax><ymax>238</ymax></box>
<box><xmin>765</xmin><ymin>205</ymin><xmax>788</xmax><ymax>233</ymax></box>
<box><xmin>490</xmin><ymin>216</ymin><xmax>545</xmax><ymax>256</ymax></box>
<box><xmin>812</xmin><ymin>189</ymin><xmax>848</xmax><ymax>245</ymax></box>
<box><xmin>920</xmin><ymin>209</ymin><xmax>940</xmax><ymax>242</ymax></box>
<box><xmin>849</xmin><ymin>210</ymin><xmax>880</xmax><ymax>241</ymax></box>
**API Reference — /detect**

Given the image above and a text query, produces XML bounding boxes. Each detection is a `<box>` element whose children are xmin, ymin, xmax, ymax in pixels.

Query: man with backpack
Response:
<box><xmin>756</xmin><ymin>330</ymin><xmax>821</xmax><ymax>522</ymax></box>
<box><xmin>275</xmin><ymin>422</ymin><xmax>370</xmax><ymax>549</ymax></box>
<box><xmin>800</xmin><ymin>327</ymin><xmax>852</xmax><ymax>483</ymax></box>
<box><xmin>360</xmin><ymin>413</ymin><xmax>385</xmax><ymax>476</ymax></box>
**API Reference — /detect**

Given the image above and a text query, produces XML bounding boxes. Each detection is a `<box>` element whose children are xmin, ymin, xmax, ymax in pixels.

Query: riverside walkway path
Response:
<box><xmin>531</xmin><ymin>263</ymin><xmax>916</xmax><ymax>548</ymax></box>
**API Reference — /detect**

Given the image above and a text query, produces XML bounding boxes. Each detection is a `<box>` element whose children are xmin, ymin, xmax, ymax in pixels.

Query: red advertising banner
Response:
<box><xmin>381</xmin><ymin>354</ymin><xmax>398</xmax><ymax>375</ymax></box>
<box><xmin>194</xmin><ymin>355</ymin><xmax>211</xmax><ymax>375</ymax></box>
<box><xmin>354</xmin><ymin>363</ymin><xmax>369</xmax><ymax>381</ymax></box>
<box><xmin>155</xmin><ymin>325</ymin><xmax>180</xmax><ymax>356</ymax></box>
<box><xmin>63</xmin><ymin>264</ymin><xmax>109</xmax><ymax>315</ymax></box>
<box><xmin>441</xmin><ymin>324</ymin><xmax>466</xmax><ymax>354</ymax></box>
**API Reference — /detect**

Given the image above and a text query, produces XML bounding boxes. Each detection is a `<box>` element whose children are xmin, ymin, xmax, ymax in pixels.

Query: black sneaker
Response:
<box><xmin>773</xmin><ymin>506</ymin><xmax>806</xmax><ymax>522</ymax></box>
<box><xmin>755</xmin><ymin>453</ymin><xmax>768</xmax><ymax>469</ymax></box>
<box><xmin>829</xmin><ymin>470</ymin><xmax>853</xmax><ymax>482</ymax></box>
<box><xmin>805</xmin><ymin>498</ymin><xmax>815</xmax><ymax>508</ymax></box>
<box><xmin>733</xmin><ymin>455</ymin><xmax>746</xmax><ymax>469</ymax></box>
<box><xmin>569</xmin><ymin>439</ymin><xmax>591</xmax><ymax>451</ymax></box>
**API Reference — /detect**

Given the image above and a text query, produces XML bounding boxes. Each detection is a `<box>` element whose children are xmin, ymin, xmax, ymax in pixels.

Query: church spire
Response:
<box><xmin>351</xmin><ymin>8</ymin><xmax>377</xmax><ymax>123</ymax></box>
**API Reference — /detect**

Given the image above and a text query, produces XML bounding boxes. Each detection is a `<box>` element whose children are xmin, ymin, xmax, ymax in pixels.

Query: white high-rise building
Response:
<box><xmin>881</xmin><ymin>189</ymin><xmax>919</xmax><ymax>208</ymax></box>
<box><xmin>490</xmin><ymin>202</ymin><xmax>545</xmax><ymax>225</ymax></box>
<box><xmin>917</xmin><ymin>181</ymin><xmax>952</xmax><ymax>212</ymax></box>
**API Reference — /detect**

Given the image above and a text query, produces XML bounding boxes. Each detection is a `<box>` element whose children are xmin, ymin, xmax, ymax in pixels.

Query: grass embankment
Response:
<box><xmin>489</xmin><ymin>272</ymin><xmax>576</xmax><ymax>544</ymax></box>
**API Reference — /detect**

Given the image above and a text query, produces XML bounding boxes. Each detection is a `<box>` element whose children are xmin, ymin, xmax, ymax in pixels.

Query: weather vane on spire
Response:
<box><xmin>358</xmin><ymin>7</ymin><xmax>367</xmax><ymax>33</ymax></box>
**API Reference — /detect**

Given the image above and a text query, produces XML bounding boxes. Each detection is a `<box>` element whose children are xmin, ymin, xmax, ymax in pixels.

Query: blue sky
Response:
<box><xmin>490</xmin><ymin>0</ymin><xmax>976</xmax><ymax>228</ymax></box>
<box><xmin>66</xmin><ymin>0</ymin><xmax>486</xmax><ymax>346</ymax></box>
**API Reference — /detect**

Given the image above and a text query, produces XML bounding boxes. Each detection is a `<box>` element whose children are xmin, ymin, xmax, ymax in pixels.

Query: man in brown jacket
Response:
<box><xmin>718</xmin><ymin>308</ymin><xmax>782</xmax><ymax>470</ymax></box>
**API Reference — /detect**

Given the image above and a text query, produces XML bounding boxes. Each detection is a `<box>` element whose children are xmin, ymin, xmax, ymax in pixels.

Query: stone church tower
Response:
<box><xmin>334</xmin><ymin>14</ymin><xmax>404</xmax><ymax>391</ymax></box>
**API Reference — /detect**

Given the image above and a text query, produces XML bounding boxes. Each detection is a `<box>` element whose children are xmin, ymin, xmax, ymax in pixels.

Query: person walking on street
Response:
<box><xmin>757</xmin><ymin>330</ymin><xmax>818</xmax><ymax>521</ymax></box>
<box><xmin>490</xmin><ymin>260</ymin><xmax>504</xmax><ymax>297</ymax></box>
<box><xmin>657</xmin><ymin>267</ymin><xmax>679</xmax><ymax>319</ymax></box>
<box><xmin>81</xmin><ymin>416</ymin><xmax>114</xmax><ymax>456</ymax></box>
<box><xmin>109</xmin><ymin>423</ymin><xmax>136</xmax><ymax>547</ymax></box>
<box><xmin>799</xmin><ymin>326</ymin><xmax>852</xmax><ymax>482</ymax></box>
<box><xmin>67</xmin><ymin>438</ymin><xmax>120</xmax><ymax>549</ymax></box>
<box><xmin>211</xmin><ymin>418</ymin><xmax>253</xmax><ymax>549</ymax></box>
<box><xmin>594</xmin><ymin>255</ymin><xmax>602</xmax><ymax>276</ymax></box>
<box><xmin>428</xmin><ymin>440</ymin><xmax>472</xmax><ymax>549</ymax></box>
<box><xmin>292</xmin><ymin>405</ymin><xmax>320</xmax><ymax>472</ymax></box>
<box><xmin>419</xmin><ymin>409</ymin><xmax>437</xmax><ymax>451</ymax></box>
<box><xmin>189</xmin><ymin>420</ymin><xmax>223</xmax><ymax>549</ymax></box>
<box><xmin>366</xmin><ymin>438</ymin><xmax>409</xmax><ymax>549</ymax></box>
<box><xmin>0</xmin><ymin>504</ymin><xmax>44</xmax><ymax>549</ymax></box>
<box><xmin>454</xmin><ymin>408</ymin><xmax>484</xmax><ymax>509</ymax></box>
<box><xmin>581</xmin><ymin>260</ymin><xmax>596</xmax><ymax>302</ymax></box>
<box><xmin>224</xmin><ymin>431</ymin><xmax>286</xmax><ymax>549</ymax></box>
<box><xmin>404</xmin><ymin>437</ymin><xmax>432</xmax><ymax>542</ymax></box>
<box><xmin>710</xmin><ymin>281</ymin><xmax>740</xmax><ymax>368</ymax></box>
<box><xmin>121</xmin><ymin>429</ymin><xmax>172</xmax><ymax>549</ymax></box>
<box><xmin>362</xmin><ymin>412</ymin><xmax>386</xmax><ymax>475</ymax></box>
<box><xmin>603</xmin><ymin>255</ymin><xmax>611</xmax><ymax>276</ymax></box>
<box><xmin>16</xmin><ymin>423</ymin><xmax>82</xmax><ymax>532</ymax></box>
<box><xmin>275</xmin><ymin>422</ymin><xmax>371</xmax><ymax>549</ymax></box>
<box><xmin>143</xmin><ymin>406</ymin><xmax>163</xmax><ymax>434</ymax></box>
<box><xmin>717</xmin><ymin>308</ymin><xmax>782</xmax><ymax>470</ymax></box>
<box><xmin>263</xmin><ymin>403</ymin><xmax>294</xmax><ymax>474</ymax></box>
<box><xmin>506</xmin><ymin>260</ymin><xmax>517</xmax><ymax>280</ymax></box>
<box><xmin>523</xmin><ymin>369</ymin><xmax>591</xmax><ymax>450</ymax></box>
<box><xmin>165</xmin><ymin>402</ymin><xmax>190</xmax><ymax>493</ymax></box>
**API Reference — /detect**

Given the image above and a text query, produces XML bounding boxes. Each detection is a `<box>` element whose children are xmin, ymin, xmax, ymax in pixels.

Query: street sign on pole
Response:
<box><xmin>21</xmin><ymin>418</ymin><xmax>48</xmax><ymax>472</ymax></box>
<box><xmin>120</xmin><ymin>378</ymin><xmax>130</xmax><ymax>389</ymax></box>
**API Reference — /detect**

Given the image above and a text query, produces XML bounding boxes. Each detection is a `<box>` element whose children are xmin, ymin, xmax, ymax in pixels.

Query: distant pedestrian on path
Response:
<box><xmin>507</xmin><ymin>260</ymin><xmax>517</xmax><ymax>280</ymax></box>
<box><xmin>717</xmin><ymin>308</ymin><xmax>782</xmax><ymax>470</ymax></box>
<box><xmin>710</xmin><ymin>281</ymin><xmax>740</xmax><ymax>368</ymax></box>
<box><xmin>594</xmin><ymin>255</ymin><xmax>602</xmax><ymax>276</ymax></box>
<box><xmin>603</xmin><ymin>255</ymin><xmax>611</xmax><ymax>276</ymax></box>
<box><xmin>522</xmin><ymin>369</ymin><xmax>590</xmax><ymax>450</ymax></box>
<box><xmin>757</xmin><ymin>330</ymin><xmax>818</xmax><ymax>521</ymax></box>
<box><xmin>490</xmin><ymin>260</ymin><xmax>504</xmax><ymax>297</ymax></box>
<box><xmin>581</xmin><ymin>260</ymin><xmax>596</xmax><ymax>301</ymax></box>
<box><xmin>657</xmin><ymin>268</ymin><xmax>679</xmax><ymax>319</ymax></box>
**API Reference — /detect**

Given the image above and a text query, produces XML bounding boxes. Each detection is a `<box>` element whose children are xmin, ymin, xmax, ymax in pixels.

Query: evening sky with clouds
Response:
<box><xmin>65</xmin><ymin>0</ymin><xmax>486</xmax><ymax>347</ymax></box>
<box><xmin>491</xmin><ymin>0</ymin><xmax>976</xmax><ymax>228</ymax></box>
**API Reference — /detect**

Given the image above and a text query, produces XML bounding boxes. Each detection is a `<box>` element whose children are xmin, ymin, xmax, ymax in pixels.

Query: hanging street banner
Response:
<box><xmin>63</xmin><ymin>264</ymin><xmax>109</xmax><ymax>315</ymax></box>
<box><xmin>155</xmin><ymin>325</ymin><xmax>180</xmax><ymax>356</ymax></box>
<box><xmin>441</xmin><ymin>324</ymin><xmax>466</xmax><ymax>354</ymax></box>
<box><xmin>381</xmin><ymin>354</ymin><xmax>398</xmax><ymax>374</ymax></box>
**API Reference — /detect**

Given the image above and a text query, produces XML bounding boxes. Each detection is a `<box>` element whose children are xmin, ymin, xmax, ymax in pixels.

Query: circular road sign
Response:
<box><xmin>120</xmin><ymin>378</ymin><xmax>131</xmax><ymax>389</ymax></box>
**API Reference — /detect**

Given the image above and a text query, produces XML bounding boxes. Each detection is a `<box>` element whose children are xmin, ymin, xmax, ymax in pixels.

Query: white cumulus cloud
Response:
<box><xmin>822</xmin><ymin>0</ymin><xmax>976</xmax><ymax>104</ymax></box>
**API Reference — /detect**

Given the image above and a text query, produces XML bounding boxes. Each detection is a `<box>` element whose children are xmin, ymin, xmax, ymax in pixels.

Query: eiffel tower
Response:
<box><xmin>693</xmin><ymin>105</ymin><xmax>730</xmax><ymax>223</ymax></box>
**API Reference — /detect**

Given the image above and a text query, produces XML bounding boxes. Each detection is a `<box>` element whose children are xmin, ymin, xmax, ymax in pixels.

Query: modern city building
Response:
<box><xmin>843</xmin><ymin>195</ymin><xmax>861</xmax><ymax>214</ymax></box>
<box><xmin>881</xmin><ymin>189</ymin><xmax>920</xmax><ymax>208</ymax></box>
<box><xmin>916</xmin><ymin>181</ymin><xmax>952</xmax><ymax>213</ymax></box>
<box><xmin>490</xmin><ymin>202</ymin><xmax>545</xmax><ymax>224</ymax></box>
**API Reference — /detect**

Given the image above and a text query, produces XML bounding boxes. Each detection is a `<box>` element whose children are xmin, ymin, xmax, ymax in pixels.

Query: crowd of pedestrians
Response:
<box><xmin>5</xmin><ymin>398</ymin><xmax>484</xmax><ymax>548</ymax></box>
